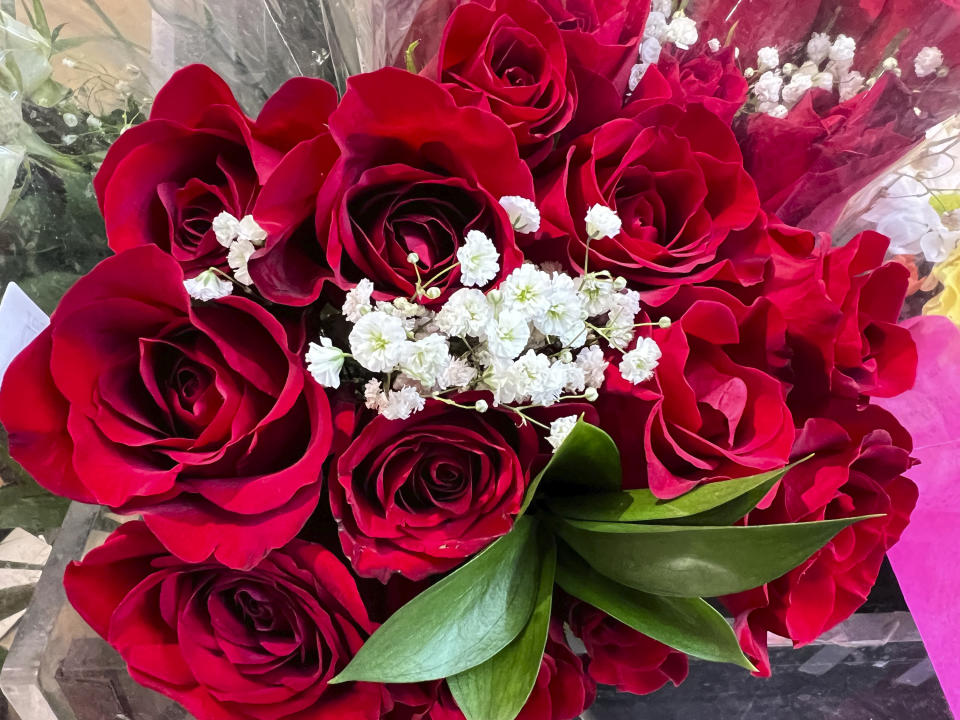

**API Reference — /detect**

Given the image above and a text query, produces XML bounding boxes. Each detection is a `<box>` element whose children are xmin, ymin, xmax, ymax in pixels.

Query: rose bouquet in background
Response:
<box><xmin>0</xmin><ymin>0</ymin><xmax>935</xmax><ymax>719</ymax></box>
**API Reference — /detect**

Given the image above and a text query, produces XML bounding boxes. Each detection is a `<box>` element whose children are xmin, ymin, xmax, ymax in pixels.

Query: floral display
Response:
<box><xmin>0</xmin><ymin>0</ymin><xmax>946</xmax><ymax>718</ymax></box>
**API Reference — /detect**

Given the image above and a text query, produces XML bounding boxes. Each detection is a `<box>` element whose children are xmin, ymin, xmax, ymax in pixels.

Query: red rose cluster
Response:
<box><xmin>0</xmin><ymin>0</ymin><xmax>922</xmax><ymax>717</ymax></box>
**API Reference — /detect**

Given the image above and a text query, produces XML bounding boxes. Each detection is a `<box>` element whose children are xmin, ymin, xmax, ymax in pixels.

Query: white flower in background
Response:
<box><xmin>861</xmin><ymin>177</ymin><xmax>960</xmax><ymax>262</ymax></box>
<box><xmin>708</xmin><ymin>38</ymin><xmax>721</xmax><ymax>53</ymax></box>
<box><xmin>838</xmin><ymin>71</ymin><xmax>865</xmax><ymax>101</ymax></box>
<box><xmin>620</xmin><ymin>337</ymin><xmax>662</xmax><ymax>384</ymax></box>
<box><xmin>757</xmin><ymin>47</ymin><xmax>780</xmax><ymax>71</ymax></box>
<box><xmin>547</xmin><ymin>415</ymin><xmax>579</xmax><ymax>451</ymax></box>
<box><xmin>401</xmin><ymin>334</ymin><xmax>450</xmax><ymax>386</ymax></box>
<box><xmin>238</xmin><ymin>215</ymin><xmax>268</xmax><ymax>246</ymax></box>
<box><xmin>829</xmin><ymin>35</ymin><xmax>856</xmax><ymax>72</ymax></box>
<box><xmin>212</xmin><ymin>211</ymin><xmax>242</xmax><ymax>247</ymax></box>
<box><xmin>644</xmin><ymin>11</ymin><xmax>668</xmax><ymax>42</ymax></box>
<box><xmin>640</xmin><ymin>36</ymin><xmax>662</xmax><ymax>65</ymax></box>
<box><xmin>86</xmin><ymin>116</ymin><xmax>102</xmax><ymax>130</ymax></box>
<box><xmin>63</xmin><ymin>112</ymin><xmax>78</xmax><ymax>128</ymax></box>
<box><xmin>807</xmin><ymin>32</ymin><xmax>831</xmax><ymax>65</ymax></box>
<box><xmin>576</xmin><ymin>346</ymin><xmax>609</xmax><ymax>388</ymax></box>
<box><xmin>457</xmin><ymin>230</ymin><xmax>500</xmax><ymax>287</ymax></box>
<box><xmin>349</xmin><ymin>311</ymin><xmax>409</xmax><ymax>372</ymax></box>
<box><xmin>501</xmin><ymin>264</ymin><xmax>552</xmax><ymax>319</ymax></box>
<box><xmin>585</xmin><ymin>204</ymin><xmax>622</xmax><ymax>240</ymax></box>
<box><xmin>610</xmin><ymin>289</ymin><xmax>641</xmax><ymax>320</ymax></box>
<box><xmin>782</xmin><ymin>73</ymin><xmax>813</xmax><ymax>107</ymax></box>
<box><xmin>812</xmin><ymin>71</ymin><xmax>835</xmax><ymax>92</ymax></box>
<box><xmin>499</xmin><ymin>196</ymin><xmax>541</xmax><ymax>233</ymax></box>
<box><xmin>227</xmin><ymin>238</ymin><xmax>256</xmax><ymax>285</ymax></box>
<box><xmin>629</xmin><ymin>63</ymin><xmax>648</xmax><ymax>92</ymax></box>
<box><xmin>183</xmin><ymin>269</ymin><xmax>232</xmax><ymax>301</ymax></box>
<box><xmin>486</xmin><ymin>309</ymin><xmax>532</xmax><ymax>359</ymax></box>
<box><xmin>380</xmin><ymin>386</ymin><xmax>425</xmax><ymax>420</ymax></box>
<box><xmin>343</xmin><ymin>278</ymin><xmax>375</xmax><ymax>322</ymax></box>
<box><xmin>535</xmin><ymin>273</ymin><xmax>587</xmax><ymax>346</ymax></box>
<box><xmin>305</xmin><ymin>338</ymin><xmax>346</xmax><ymax>389</ymax></box>
<box><xmin>767</xmin><ymin>104</ymin><xmax>788</xmax><ymax>118</ymax></box>
<box><xmin>577</xmin><ymin>274</ymin><xmax>617</xmax><ymax>316</ymax></box>
<box><xmin>754</xmin><ymin>71</ymin><xmax>783</xmax><ymax>105</ymax></box>
<box><xmin>364</xmin><ymin>379</ymin><xmax>384</xmax><ymax>410</ymax></box>
<box><xmin>915</xmin><ymin>46</ymin><xmax>945</xmax><ymax>78</ymax></box>
<box><xmin>436</xmin><ymin>288</ymin><xmax>492</xmax><ymax>337</ymax></box>
<box><xmin>665</xmin><ymin>15</ymin><xmax>698</xmax><ymax>50</ymax></box>
<box><xmin>439</xmin><ymin>356</ymin><xmax>477</xmax><ymax>389</ymax></box>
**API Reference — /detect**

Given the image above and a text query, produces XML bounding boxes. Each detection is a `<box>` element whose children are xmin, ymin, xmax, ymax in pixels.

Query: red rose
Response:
<box><xmin>0</xmin><ymin>246</ymin><xmax>331</xmax><ymax>568</ymax></box>
<box><xmin>251</xmin><ymin>68</ymin><xmax>532</xmax><ymax>306</ymax></box>
<box><xmin>329</xmin><ymin>399</ymin><xmax>540</xmax><ymax>580</ymax></box>
<box><xmin>759</xmin><ymin>228</ymin><xmax>918</xmax><ymax>420</ymax></box>
<box><xmin>567</xmin><ymin>601</ymin><xmax>689</xmax><ymax>695</ymax></box>
<box><xmin>95</xmin><ymin>65</ymin><xmax>338</xmax><ymax>277</ymax></box>
<box><xmin>534</xmin><ymin>102</ymin><xmax>759</xmax><ymax>292</ymax></box>
<box><xmin>741</xmin><ymin>75</ymin><xmax>926</xmax><ymax>232</ymax></box>
<box><xmin>647</xmin><ymin>47</ymin><xmax>749</xmax><ymax>124</ymax></box>
<box><xmin>412</xmin><ymin>620</ymin><xmax>595</xmax><ymax>720</ymax></box>
<box><xmin>424</xmin><ymin>0</ymin><xmax>577</xmax><ymax>165</ymax></box>
<box><xmin>723</xmin><ymin>401</ymin><xmax>918</xmax><ymax>675</ymax></box>
<box><xmin>64</xmin><ymin>521</ymin><xmax>383</xmax><ymax>720</ymax></box>
<box><xmin>596</xmin><ymin>290</ymin><xmax>795</xmax><ymax>498</ymax></box>
<box><xmin>539</xmin><ymin>0</ymin><xmax>650</xmax><ymax>127</ymax></box>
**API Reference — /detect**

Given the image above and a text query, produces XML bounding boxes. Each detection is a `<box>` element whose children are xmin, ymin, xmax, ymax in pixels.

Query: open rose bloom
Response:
<box><xmin>3</xmin><ymin>0</ymin><xmax>958</xmax><ymax>718</ymax></box>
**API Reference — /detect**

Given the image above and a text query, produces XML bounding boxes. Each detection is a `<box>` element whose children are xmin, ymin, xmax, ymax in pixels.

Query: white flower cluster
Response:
<box><xmin>747</xmin><ymin>33</ymin><xmax>874</xmax><ymax>117</ymax></box>
<box><xmin>211</xmin><ymin>211</ymin><xmax>267</xmax><ymax>286</ymax></box>
<box><xmin>629</xmin><ymin>5</ymin><xmax>698</xmax><ymax>92</ymax></box>
<box><xmin>304</xmin><ymin>200</ymin><xmax>667</xmax><ymax>442</ymax></box>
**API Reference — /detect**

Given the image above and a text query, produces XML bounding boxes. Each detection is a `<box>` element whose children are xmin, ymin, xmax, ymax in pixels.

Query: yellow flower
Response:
<box><xmin>924</xmin><ymin>246</ymin><xmax>960</xmax><ymax>325</ymax></box>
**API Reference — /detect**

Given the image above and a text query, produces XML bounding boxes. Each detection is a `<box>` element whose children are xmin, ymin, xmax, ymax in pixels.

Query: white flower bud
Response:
<box><xmin>475</xmin><ymin>399</ymin><xmax>489</xmax><ymax>413</ymax></box>
<box><xmin>829</xmin><ymin>35</ymin><xmax>856</xmax><ymax>72</ymax></box>
<box><xmin>407</xmin><ymin>252</ymin><xmax>420</xmax><ymax>264</ymax></box>
<box><xmin>807</xmin><ymin>32</ymin><xmax>831</xmax><ymax>65</ymax></box>
<box><xmin>658</xmin><ymin>316</ymin><xmax>672</xmax><ymax>328</ymax></box>
<box><xmin>425</xmin><ymin>286</ymin><xmax>442</xmax><ymax>299</ymax></box>
<box><xmin>499</xmin><ymin>196</ymin><xmax>541</xmax><ymax>233</ymax></box>
<box><xmin>612</xmin><ymin>276</ymin><xmax>628</xmax><ymax>291</ymax></box>
<box><xmin>708</xmin><ymin>38</ymin><xmax>721</xmax><ymax>53</ymax></box>
<box><xmin>915</xmin><ymin>46</ymin><xmax>945</xmax><ymax>78</ymax></box>
<box><xmin>585</xmin><ymin>204</ymin><xmax>622</xmax><ymax>240</ymax></box>
<box><xmin>584</xmin><ymin>387</ymin><xmax>599</xmax><ymax>402</ymax></box>
<box><xmin>882</xmin><ymin>57</ymin><xmax>899</xmax><ymax>71</ymax></box>
<box><xmin>63</xmin><ymin>113</ymin><xmax>79</xmax><ymax>128</ymax></box>
<box><xmin>757</xmin><ymin>46</ymin><xmax>780</xmax><ymax>71</ymax></box>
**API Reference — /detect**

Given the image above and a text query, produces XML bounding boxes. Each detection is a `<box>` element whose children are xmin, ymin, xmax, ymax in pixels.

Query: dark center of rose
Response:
<box><xmin>349</xmin><ymin>181</ymin><xmax>482</xmax><ymax>280</ymax></box>
<box><xmin>395</xmin><ymin>449</ymin><xmax>479</xmax><ymax>512</ymax></box>
<box><xmin>491</xmin><ymin>33</ymin><xmax>544</xmax><ymax>87</ymax></box>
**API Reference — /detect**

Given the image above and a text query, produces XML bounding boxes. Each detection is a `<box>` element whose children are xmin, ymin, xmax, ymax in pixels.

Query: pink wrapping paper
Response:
<box><xmin>876</xmin><ymin>315</ymin><xmax>960</xmax><ymax>717</ymax></box>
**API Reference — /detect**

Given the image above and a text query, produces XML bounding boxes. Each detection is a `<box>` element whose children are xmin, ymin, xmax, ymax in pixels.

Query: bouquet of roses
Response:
<box><xmin>0</xmin><ymin>0</ymin><xmax>934</xmax><ymax>718</ymax></box>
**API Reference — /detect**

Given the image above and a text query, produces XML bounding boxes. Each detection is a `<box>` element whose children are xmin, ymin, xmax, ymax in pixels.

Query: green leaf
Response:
<box><xmin>520</xmin><ymin>420</ymin><xmax>621</xmax><ymax>514</ymax></box>
<box><xmin>405</xmin><ymin>39</ymin><xmax>421</xmax><ymax>73</ymax></box>
<box><xmin>448</xmin><ymin>532</ymin><xmax>556</xmax><ymax>720</ymax></box>
<box><xmin>556</xmin><ymin>549</ymin><xmax>754</xmax><ymax>671</ymax></box>
<box><xmin>547</xmin><ymin>458</ymin><xmax>810</xmax><ymax>526</ymax></box>
<box><xmin>553</xmin><ymin>515</ymin><xmax>879</xmax><ymax>597</ymax></box>
<box><xmin>31</xmin><ymin>0</ymin><xmax>50</xmax><ymax>39</ymax></box>
<box><xmin>333</xmin><ymin>517</ymin><xmax>543</xmax><ymax>684</ymax></box>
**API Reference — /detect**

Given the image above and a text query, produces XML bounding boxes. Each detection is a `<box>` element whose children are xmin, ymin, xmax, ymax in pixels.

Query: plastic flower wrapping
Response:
<box><xmin>0</xmin><ymin>0</ymin><xmax>956</xmax><ymax>718</ymax></box>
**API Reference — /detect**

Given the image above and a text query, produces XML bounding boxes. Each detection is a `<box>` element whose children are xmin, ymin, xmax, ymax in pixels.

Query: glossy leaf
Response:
<box><xmin>556</xmin><ymin>549</ymin><xmax>754</xmax><ymax>670</ymax></box>
<box><xmin>547</xmin><ymin>459</ymin><xmax>811</xmax><ymax>526</ymax></box>
<box><xmin>520</xmin><ymin>420</ymin><xmax>621</xmax><ymax>514</ymax></box>
<box><xmin>448</xmin><ymin>532</ymin><xmax>557</xmax><ymax>720</ymax></box>
<box><xmin>553</xmin><ymin>515</ymin><xmax>879</xmax><ymax>597</ymax></box>
<box><xmin>333</xmin><ymin>517</ymin><xmax>542</xmax><ymax>684</ymax></box>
